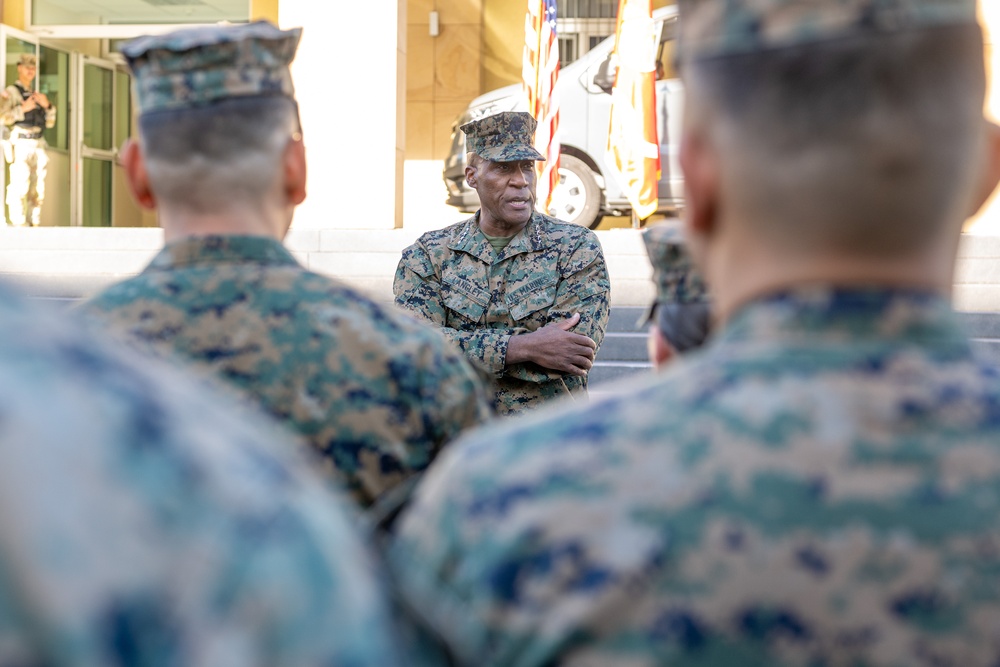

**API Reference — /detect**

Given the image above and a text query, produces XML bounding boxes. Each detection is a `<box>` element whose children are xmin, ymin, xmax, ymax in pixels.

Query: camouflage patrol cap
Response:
<box><xmin>639</xmin><ymin>223</ymin><xmax>711</xmax><ymax>352</ymax></box>
<box><xmin>121</xmin><ymin>21</ymin><xmax>301</xmax><ymax>115</ymax></box>
<box><xmin>17</xmin><ymin>54</ymin><xmax>36</xmax><ymax>68</ymax></box>
<box><xmin>643</xmin><ymin>222</ymin><xmax>708</xmax><ymax>307</ymax></box>
<box><xmin>461</xmin><ymin>111</ymin><xmax>545</xmax><ymax>162</ymax></box>
<box><xmin>678</xmin><ymin>0</ymin><xmax>977</xmax><ymax>61</ymax></box>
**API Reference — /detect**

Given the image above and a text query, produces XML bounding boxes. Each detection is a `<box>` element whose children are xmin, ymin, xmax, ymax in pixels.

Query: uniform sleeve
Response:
<box><xmin>503</xmin><ymin>233</ymin><xmax>611</xmax><ymax>384</ymax></box>
<box><xmin>0</xmin><ymin>87</ymin><xmax>24</xmax><ymax>127</ymax></box>
<box><xmin>421</xmin><ymin>334</ymin><xmax>496</xmax><ymax>447</ymax></box>
<box><xmin>44</xmin><ymin>104</ymin><xmax>55</xmax><ymax>129</ymax></box>
<box><xmin>394</xmin><ymin>243</ymin><xmax>528</xmax><ymax>378</ymax></box>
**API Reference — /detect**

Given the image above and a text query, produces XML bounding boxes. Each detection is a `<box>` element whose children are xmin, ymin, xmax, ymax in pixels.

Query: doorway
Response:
<box><xmin>0</xmin><ymin>25</ymin><xmax>136</xmax><ymax>227</ymax></box>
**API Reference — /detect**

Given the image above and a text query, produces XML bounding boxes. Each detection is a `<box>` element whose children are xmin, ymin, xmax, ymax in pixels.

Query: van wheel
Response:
<box><xmin>545</xmin><ymin>155</ymin><xmax>602</xmax><ymax>229</ymax></box>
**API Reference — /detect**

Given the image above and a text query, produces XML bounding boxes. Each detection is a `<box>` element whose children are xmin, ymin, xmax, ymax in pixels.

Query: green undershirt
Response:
<box><xmin>482</xmin><ymin>231</ymin><xmax>515</xmax><ymax>254</ymax></box>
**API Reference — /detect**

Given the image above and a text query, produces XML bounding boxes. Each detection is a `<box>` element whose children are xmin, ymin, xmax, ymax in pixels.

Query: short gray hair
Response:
<box><xmin>139</xmin><ymin>97</ymin><xmax>300</xmax><ymax>213</ymax></box>
<box><xmin>685</xmin><ymin>23</ymin><xmax>986</xmax><ymax>256</ymax></box>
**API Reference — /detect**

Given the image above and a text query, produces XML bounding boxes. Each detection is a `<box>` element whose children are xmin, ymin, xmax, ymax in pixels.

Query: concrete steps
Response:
<box><xmin>961</xmin><ymin>312</ymin><xmax>1000</xmax><ymax>365</ymax></box>
<box><xmin>592</xmin><ymin>306</ymin><xmax>653</xmax><ymax>387</ymax></box>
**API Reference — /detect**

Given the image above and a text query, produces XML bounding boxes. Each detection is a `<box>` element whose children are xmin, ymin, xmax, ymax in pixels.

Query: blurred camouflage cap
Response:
<box><xmin>644</xmin><ymin>222</ymin><xmax>708</xmax><ymax>306</ymax></box>
<box><xmin>121</xmin><ymin>20</ymin><xmax>301</xmax><ymax>115</ymax></box>
<box><xmin>462</xmin><ymin>111</ymin><xmax>545</xmax><ymax>162</ymax></box>
<box><xmin>678</xmin><ymin>0</ymin><xmax>977</xmax><ymax>61</ymax></box>
<box><xmin>17</xmin><ymin>54</ymin><xmax>36</xmax><ymax>68</ymax></box>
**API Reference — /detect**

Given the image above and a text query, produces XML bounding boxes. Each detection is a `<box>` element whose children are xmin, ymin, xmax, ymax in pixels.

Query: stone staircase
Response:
<box><xmin>591</xmin><ymin>306</ymin><xmax>653</xmax><ymax>387</ymax></box>
<box><xmin>963</xmin><ymin>312</ymin><xmax>1000</xmax><ymax>365</ymax></box>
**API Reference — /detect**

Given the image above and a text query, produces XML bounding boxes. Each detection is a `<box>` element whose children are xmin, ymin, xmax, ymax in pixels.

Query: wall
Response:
<box><xmin>251</xmin><ymin>0</ymin><xmax>279</xmax><ymax>23</ymax></box>
<box><xmin>970</xmin><ymin>0</ymin><xmax>1000</xmax><ymax>233</ymax></box>
<box><xmin>407</xmin><ymin>0</ymin><xmax>678</xmax><ymax>162</ymax></box>
<box><xmin>280</xmin><ymin>0</ymin><xmax>406</xmax><ymax>228</ymax></box>
<box><xmin>407</xmin><ymin>0</ymin><xmax>482</xmax><ymax>160</ymax></box>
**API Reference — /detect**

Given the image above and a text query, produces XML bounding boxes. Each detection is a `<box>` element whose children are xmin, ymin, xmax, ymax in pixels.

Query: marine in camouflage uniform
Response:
<box><xmin>0</xmin><ymin>53</ymin><xmax>56</xmax><ymax>227</ymax></box>
<box><xmin>386</xmin><ymin>1</ymin><xmax>1000</xmax><ymax>664</ymax></box>
<box><xmin>80</xmin><ymin>22</ymin><xmax>492</xmax><ymax>508</ymax></box>
<box><xmin>641</xmin><ymin>221</ymin><xmax>711</xmax><ymax>365</ymax></box>
<box><xmin>0</xmin><ymin>280</ymin><xmax>402</xmax><ymax>665</ymax></box>
<box><xmin>394</xmin><ymin>112</ymin><xmax>611</xmax><ymax>415</ymax></box>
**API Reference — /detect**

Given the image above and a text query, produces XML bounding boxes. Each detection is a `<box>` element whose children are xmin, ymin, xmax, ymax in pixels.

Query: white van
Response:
<box><xmin>443</xmin><ymin>5</ymin><xmax>683</xmax><ymax>229</ymax></box>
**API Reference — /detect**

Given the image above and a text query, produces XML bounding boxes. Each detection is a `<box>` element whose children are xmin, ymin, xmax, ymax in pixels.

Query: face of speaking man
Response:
<box><xmin>467</xmin><ymin>158</ymin><xmax>538</xmax><ymax>235</ymax></box>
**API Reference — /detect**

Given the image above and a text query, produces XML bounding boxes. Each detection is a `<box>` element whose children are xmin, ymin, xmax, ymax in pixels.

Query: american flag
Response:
<box><xmin>523</xmin><ymin>0</ymin><xmax>560</xmax><ymax>213</ymax></box>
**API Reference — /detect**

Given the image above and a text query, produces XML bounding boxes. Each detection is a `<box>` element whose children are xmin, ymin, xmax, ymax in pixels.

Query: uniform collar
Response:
<box><xmin>148</xmin><ymin>235</ymin><xmax>298</xmax><ymax>270</ymax></box>
<box><xmin>448</xmin><ymin>211</ymin><xmax>556</xmax><ymax>263</ymax></box>
<box><xmin>719</xmin><ymin>287</ymin><xmax>968</xmax><ymax>350</ymax></box>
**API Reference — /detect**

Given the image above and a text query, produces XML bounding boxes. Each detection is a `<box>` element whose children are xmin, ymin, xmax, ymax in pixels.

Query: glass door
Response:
<box><xmin>0</xmin><ymin>27</ymin><xmax>73</xmax><ymax>227</ymax></box>
<box><xmin>77</xmin><ymin>55</ymin><xmax>116</xmax><ymax>227</ymax></box>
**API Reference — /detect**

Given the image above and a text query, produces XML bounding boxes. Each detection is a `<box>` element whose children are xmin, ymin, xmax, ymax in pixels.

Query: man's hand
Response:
<box><xmin>33</xmin><ymin>92</ymin><xmax>50</xmax><ymax>109</ymax></box>
<box><xmin>506</xmin><ymin>313</ymin><xmax>597</xmax><ymax>377</ymax></box>
<box><xmin>21</xmin><ymin>95</ymin><xmax>37</xmax><ymax>113</ymax></box>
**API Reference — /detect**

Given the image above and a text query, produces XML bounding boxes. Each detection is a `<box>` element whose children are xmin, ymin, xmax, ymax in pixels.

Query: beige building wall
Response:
<box><xmin>407</xmin><ymin>0</ymin><xmax>483</xmax><ymax>161</ymax></box>
<box><xmin>406</xmin><ymin>0</ymin><xmax>678</xmax><ymax>163</ymax></box>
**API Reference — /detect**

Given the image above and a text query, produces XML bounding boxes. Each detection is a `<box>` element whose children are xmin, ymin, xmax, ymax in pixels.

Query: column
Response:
<box><xmin>279</xmin><ymin>0</ymin><xmax>405</xmax><ymax>229</ymax></box>
<box><xmin>970</xmin><ymin>0</ymin><xmax>1000</xmax><ymax>233</ymax></box>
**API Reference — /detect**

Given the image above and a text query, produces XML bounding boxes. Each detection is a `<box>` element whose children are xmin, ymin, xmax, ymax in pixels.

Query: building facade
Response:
<box><xmin>0</xmin><ymin>0</ymin><xmax>997</xmax><ymax>231</ymax></box>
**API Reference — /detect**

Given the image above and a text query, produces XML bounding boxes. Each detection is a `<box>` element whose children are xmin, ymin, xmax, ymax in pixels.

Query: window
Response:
<box><xmin>31</xmin><ymin>0</ymin><xmax>250</xmax><ymax>27</ymax></box>
<box><xmin>557</xmin><ymin>0</ymin><xmax>618</xmax><ymax>19</ymax></box>
<box><xmin>556</xmin><ymin>0</ymin><xmax>618</xmax><ymax>65</ymax></box>
<box><xmin>558</xmin><ymin>35</ymin><xmax>578</xmax><ymax>68</ymax></box>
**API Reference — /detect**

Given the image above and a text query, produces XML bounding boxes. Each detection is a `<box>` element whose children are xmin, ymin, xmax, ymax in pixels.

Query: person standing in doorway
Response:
<box><xmin>0</xmin><ymin>53</ymin><xmax>55</xmax><ymax>227</ymax></box>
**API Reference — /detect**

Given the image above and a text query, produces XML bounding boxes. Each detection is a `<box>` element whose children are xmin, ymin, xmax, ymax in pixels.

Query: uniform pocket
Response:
<box><xmin>442</xmin><ymin>273</ymin><xmax>490</xmax><ymax>324</ymax></box>
<box><xmin>507</xmin><ymin>276</ymin><xmax>558</xmax><ymax>322</ymax></box>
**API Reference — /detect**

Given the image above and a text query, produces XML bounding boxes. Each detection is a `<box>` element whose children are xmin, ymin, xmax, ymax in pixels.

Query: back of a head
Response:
<box><xmin>123</xmin><ymin>22</ymin><xmax>302</xmax><ymax>214</ymax></box>
<box><xmin>679</xmin><ymin>0</ymin><xmax>986</xmax><ymax>258</ymax></box>
<box><xmin>139</xmin><ymin>97</ymin><xmax>299</xmax><ymax>213</ymax></box>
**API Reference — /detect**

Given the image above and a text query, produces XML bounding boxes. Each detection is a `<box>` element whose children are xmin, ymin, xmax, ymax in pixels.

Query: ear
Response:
<box><xmin>647</xmin><ymin>325</ymin><xmax>677</xmax><ymax>369</ymax></box>
<box><xmin>120</xmin><ymin>139</ymin><xmax>156</xmax><ymax>210</ymax></box>
<box><xmin>679</xmin><ymin>125</ymin><xmax>720</xmax><ymax>242</ymax></box>
<box><xmin>465</xmin><ymin>163</ymin><xmax>478</xmax><ymax>189</ymax></box>
<box><xmin>283</xmin><ymin>136</ymin><xmax>307</xmax><ymax>207</ymax></box>
<box><xmin>969</xmin><ymin>120</ymin><xmax>1000</xmax><ymax>218</ymax></box>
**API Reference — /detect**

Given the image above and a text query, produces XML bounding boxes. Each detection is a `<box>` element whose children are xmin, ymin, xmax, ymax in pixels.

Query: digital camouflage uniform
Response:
<box><xmin>395</xmin><ymin>211</ymin><xmax>610</xmax><ymax>415</ymax></box>
<box><xmin>0</xmin><ymin>279</ymin><xmax>401</xmax><ymax>665</ymax></box>
<box><xmin>83</xmin><ymin>235</ymin><xmax>492</xmax><ymax>507</ymax></box>
<box><xmin>0</xmin><ymin>54</ymin><xmax>56</xmax><ymax>227</ymax></box>
<box><xmin>386</xmin><ymin>2</ymin><xmax>1000</xmax><ymax>665</ymax></box>
<box><xmin>81</xmin><ymin>22</ymin><xmax>492</xmax><ymax>508</ymax></box>
<box><xmin>394</xmin><ymin>113</ymin><xmax>610</xmax><ymax>415</ymax></box>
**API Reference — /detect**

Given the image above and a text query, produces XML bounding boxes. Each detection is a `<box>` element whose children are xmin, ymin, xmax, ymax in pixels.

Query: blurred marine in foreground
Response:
<box><xmin>80</xmin><ymin>22</ymin><xmax>491</xmax><ymax>508</ymax></box>
<box><xmin>386</xmin><ymin>0</ymin><xmax>1000</xmax><ymax>664</ymax></box>
<box><xmin>0</xmin><ymin>283</ymin><xmax>401</xmax><ymax>665</ymax></box>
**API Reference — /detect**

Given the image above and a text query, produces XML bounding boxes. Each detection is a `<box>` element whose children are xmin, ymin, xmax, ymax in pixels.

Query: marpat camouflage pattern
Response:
<box><xmin>0</xmin><ymin>280</ymin><xmax>402</xmax><ymax>665</ymax></box>
<box><xmin>389</xmin><ymin>289</ymin><xmax>1000</xmax><ymax>666</ymax></box>
<box><xmin>461</xmin><ymin>111</ymin><xmax>546</xmax><ymax>163</ymax></box>
<box><xmin>121</xmin><ymin>21</ymin><xmax>300</xmax><ymax>114</ymax></box>
<box><xmin>394</xmin><ymin>211</ymin><xmax>610</xmax><ymax>415</ymax></box>
<box><xmin>643</xmin><ymin>222</ymin><xmax>708</xmax><ymax>306</ymax></box>
<box><xmin>679</xmin><ymin>0</ymin><xmax>976</xmax><ymax>61</ymax></box>
<box><xmin>81</xmin><ymin>235</ymin><xmax>492</xmax><ymax>507</ymax></box>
